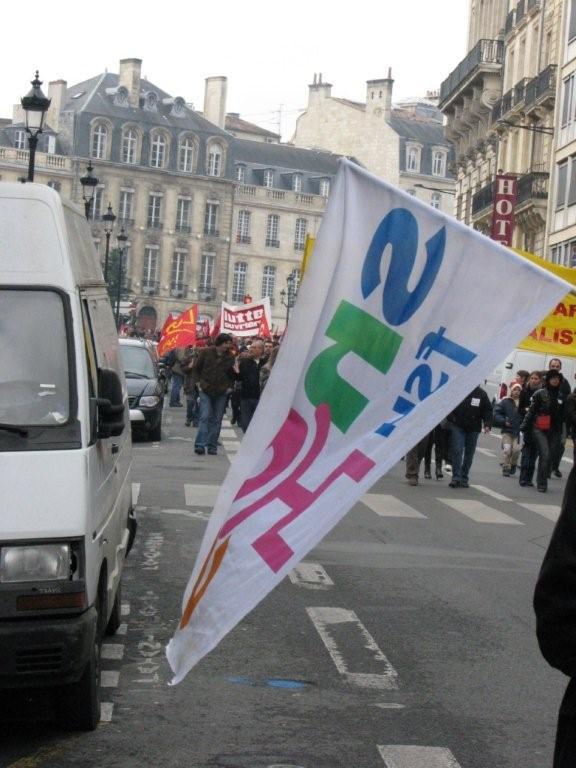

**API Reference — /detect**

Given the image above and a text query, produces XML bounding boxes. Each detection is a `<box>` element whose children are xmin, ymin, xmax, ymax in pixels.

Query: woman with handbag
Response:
<box><xmin>520</xmin><ymin>370</ymin><xmax>563</xmax><ymax>493</ymax></box>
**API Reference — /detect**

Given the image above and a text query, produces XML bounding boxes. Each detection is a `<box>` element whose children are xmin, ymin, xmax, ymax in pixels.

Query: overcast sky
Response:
<box><xmin>2</xmin><ymin>0</ymin><xmax>469</xmax><ymax>141</ymax></box>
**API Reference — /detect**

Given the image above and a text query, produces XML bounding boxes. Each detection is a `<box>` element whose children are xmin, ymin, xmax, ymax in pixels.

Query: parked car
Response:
<box><xmin>119</xmin><ymin>339</ymin><xmax>164</xmax><ymax>440</ymax></box>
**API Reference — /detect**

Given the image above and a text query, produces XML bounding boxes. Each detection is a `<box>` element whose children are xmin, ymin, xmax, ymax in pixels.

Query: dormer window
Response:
<box><xmin>91</xmin><ymin>123</ymin><xmax>108</xmax><ymax>160</ymax></box>
<box><xmin>432</xmin><ymin>149</ymin><xmax>447</xmax><ymax>177</ymax></box>
<box><xmin>178</xmin><ymin>136</ymin><xmax>196</xmax><ymax>172</ymax></box>
<box><xmin>144</xmin><ymin>91</ymin><xmax>158</xmax><ymax>112</ymax></box>
<box><xmin>263</xmin><ymin>169</ymin><xmax>274</xmax><ymax>188</ymax></box>
<box><xmin>292</xmin><ymin>173</ymin><xmax>303</xmax><ymax>192</ymax></box>
<box><xmin>150</xmin><ymin>132</ymin><xmax>167</xmax><ymax>168</ymax></box>
<box><xmin>406</xmin><ymin>143</ymin><xmax>422</xmax><ymax>173</ymax></box>
<box><xmin>207</xmin><ymin>144</ymin><xmax>222</xmax><ymax>177</ymax></box>
<box><xmin>14</xmin><ymin>129</ymin><xmax>26</xmax><ymax>150</ymax></box>
<box><xmin>171</xmin><ymin>97</ymin><xmax>186</xmax><ymax>117</ymax></box>
<box><xmin>114</xmin><ymin>87</ymin><xmax>129</xmax><ymax>107</ymax></box>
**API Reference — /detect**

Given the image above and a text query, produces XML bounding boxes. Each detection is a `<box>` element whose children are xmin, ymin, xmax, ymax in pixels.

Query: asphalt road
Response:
<box><xmin>0</xmin><ymin>408</ymin><xmax>569</xmax><ymax>768</ymax></box>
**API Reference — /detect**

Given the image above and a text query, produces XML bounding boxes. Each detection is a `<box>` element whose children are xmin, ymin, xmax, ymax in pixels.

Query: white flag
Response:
<box><xmin>167</xmin><ymin>159</ymin><xmax>569</xmax><ymax>683</ymax></box>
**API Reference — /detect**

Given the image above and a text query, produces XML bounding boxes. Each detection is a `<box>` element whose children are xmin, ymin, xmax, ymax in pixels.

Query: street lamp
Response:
<box><xmin>115</xmin><ymin>227</ymin><xmax>128</xmax><ymax>328</ymax></box>
<box><xmin>102</xmin><ymin>203</ymin><xmax>116</xmax><ymax>282</ymax></box>
<box><xmin>280</xmin><ymin>271</ymin><xmax>299</xmax><ymax>326</ymax></box>
<box><xmin>80</xmin><ymin>162</ymin><xmax>99</xmax><ymax>220</ymax></box>
<box><xmin>20</xmin><ymin>71</ymin><xmax>51</xmax><ymax>183</ymax></box>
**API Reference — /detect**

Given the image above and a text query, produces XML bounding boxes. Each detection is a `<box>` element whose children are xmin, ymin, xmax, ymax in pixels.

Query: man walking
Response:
<box><xmin>548</xmin><ymin>358</ymin><xmax>571</xmax><ymax>477</ymax></box>
<box><xmin>190</xmin><ymin>333</ymin><xmax>236</xmax><ymax>456</ymax></box>
<box><xmin>237</xmin><ymin>340</ymin><xmax>266</xmax><ymax>432</ymax></box>
<box><xmin>447</xmin><ymin>385</ymin><xmax>492</xmax><ymax>488</ymax></box>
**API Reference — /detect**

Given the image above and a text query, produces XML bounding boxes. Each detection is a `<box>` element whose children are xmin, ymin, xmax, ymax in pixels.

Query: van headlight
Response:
<box><xmin>139</xmin><ymin>395</ymin><xmax>159</xmax><ymax>407</ymax></box>
<box><xmin>0</xmin><ymin>544</ymin><xmax>71</xmax><ymax>582</ymax></box>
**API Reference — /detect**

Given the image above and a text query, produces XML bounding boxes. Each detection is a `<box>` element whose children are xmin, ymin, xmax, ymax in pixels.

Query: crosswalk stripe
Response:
<box><xmin>100</xmin><ymin>702</ymin><xmax>114</xmax><ymax>723</ymax></box>
<box><xmin>438</xmin><ymin>498</ymin><xmax>523</xmax><ymax>525</ymax></box>
<box><xmin>289</xmin><ymin>562</ymin><xmax>334</xmax><ymax>589</ymax></box>
<box><xmin>222</xmin><ymin>439</ymin><xmax>241</xmax><ymax>453</ymax></box>
<box><xmin>378</xmin><ymin>745</ymin><xmax>462</xmax><ymax>767</ymax></box>
<box><xmin>101</xmin><ymin>670</ymin><xmax>120</xmax><ymax>688</ymax></box>
<box><xmin>470</xmin><ymin>485</ymin><xmax>512</xmax><ymax>501</ymax></box>
<box><xmin>518</xmin><ymin>502</ymin><xmax>561</xmax><ymax>522</ymax></box>
<box><xmin>101</xmin><ymin>643</ymin><xmax>125</xmax><ymax>660</ymax></box>
<box><xmin>362</xmin><ymin>494</ymin><xmax>426</xmax><ymax>518</ymax></box>
<box><xmin>184</xmin><ymin>483</ymin><xmax>220</xmax><ymax>507</ymax></box>
<box><xmin>131</xmin><ymin>483</ymin><xmax>141</xmax><ymax>505</ymax></box>
<box><xmin>220</xmin><ymin>428</ymin><xmax>237</xmax><ymax>438</ymax></box>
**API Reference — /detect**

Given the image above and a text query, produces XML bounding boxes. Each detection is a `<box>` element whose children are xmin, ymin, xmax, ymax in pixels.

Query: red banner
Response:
<box><xmin>220</xmin><ymin>298</ymin><xmax>272</xmax><ymax>337</ymax></box>
<box><xmin>491</xmin><ymin>174</ymin><xmax>517</xmax><ymax>247</ymax></box>
<box><xmin>157</xmin><ymin>305</ymin><xmax>198</xmax><ymax>357</ymax></box>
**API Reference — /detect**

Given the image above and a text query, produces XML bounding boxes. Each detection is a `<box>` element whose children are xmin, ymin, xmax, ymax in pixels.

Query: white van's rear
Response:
<box><xmin>0</xmin><ymin>183</ymin><xmax>134</xmax><ymax>729</ymax></box>
<box><xmin>486</xmin><ymin>347</ymin><xmax>576</xmax><ymax>402</ymax></box>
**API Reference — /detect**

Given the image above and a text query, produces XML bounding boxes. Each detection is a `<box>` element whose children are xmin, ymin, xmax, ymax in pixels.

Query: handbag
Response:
<box><xmin>535</xmin><ymin>413</ymin><xmax>551</xmax><ymax>431</ymax></box>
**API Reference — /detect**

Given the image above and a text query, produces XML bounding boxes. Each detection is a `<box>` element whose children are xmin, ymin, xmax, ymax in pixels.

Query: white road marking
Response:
<box><xmin>116</xmin><ymin>623</ymin><xmax>128</xmax><ymax>636</ymax></box>
<box><xmin>378</xmin><ymin>745</ymin><xmax>462</xmax><ymax>767</ymax></box>
<box><xmin>223</xmin><ymin>439</ymin><xmax>241</xmax><ymax>452</ymax></box>
<box><xmin>101</xmin><ymin>670</ymin><xmax>120</xmax><ymax>688</ymax></box>
<box><xmin>101</xmin><ymin>643</ymin><xmax>125</xmax><ymax>660</ymax></box>
<box><xmin>184</xmin><ymin>483</ymin><xmax>220</xmax><ymax>507</ymax></box>
<box><xmin>100</xmin><ymin>702</ymin><xmax>114</xmax><ymax>723</ymax></box>
<box><xmin>362</xmin><ymin>494</ymin><xmax>426</xmax><ymax>518</ymax></box>
<box><xmin>121</xmin><ymin>602</ymin><xmax>130</xmax><ymax>616</ymax></box>
<box><xmin>161</xmin><ymin>508</ymin><xmax>210</xmax><ymax>521</ymax></box>
<box><xmin>438</xmin><ymin>499</ymin><xmax>522</xmax><ymax>525</ymax></box>
<box><xmin>131</xmin><ymin>483</ymin><xmax>141</xmax><ymax>505</ymax></box>
<box><xmin>518</xmin><ymin>502</ymin><xmax>561</xmax><ymax>522</ymax></box>
<box><xmin>470</xmin><ymin>485</ymin><xmax>512</xmax><ymax>502</ymax></box>
<box><xmin>374</xmin><ymin>703</ymin><xmax>406</xmax><ymax>709</ymax></box>
<box><xmin>289</xmin><ymin>562</ymin><xmax>334</xmax><ymax>589</ymax></box>
<box><xmin>476</xmin><ymin>447</ymin><xmax>496</xmax><ymax>457</ymax></box>
<box><xmin>220</xmin><ymin>428</ymin><xmax>237</xmax><ymax>438</ymax></box>
<box><xmin>306</xmin><ymin>607</ymin><xmax>399</xmax><ymax>690</ymax></box>
<box><xmin>167</xmin><ymin>436</ymin><xmax>195</xmax><ymax>442</ymax></box>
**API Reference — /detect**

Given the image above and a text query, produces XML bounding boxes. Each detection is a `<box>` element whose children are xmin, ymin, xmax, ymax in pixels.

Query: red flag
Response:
<box><xmin>158</xmin><ymin>305</ymin><xmax>198</xmax><ymax>357</ymax></box>
<box><xmin>211</xmin><ymin>311</ymin><xmax>222</xmax><ymax>338</ymax></box>
<box><xmin>201</xmin><ymin>319</ymin><xmax>210</xmax><ymax>337</ymax></box>
<box><xmin>258</xmin><ymin>313</ymin><xmax>271</xmax><ymax>338</ymax></box>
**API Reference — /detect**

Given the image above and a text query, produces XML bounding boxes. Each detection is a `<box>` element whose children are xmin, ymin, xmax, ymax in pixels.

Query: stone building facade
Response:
<box><xmin>292</xmin><ymin>73</ymin><xmax>455</xmax><ymax>215</ymax></box>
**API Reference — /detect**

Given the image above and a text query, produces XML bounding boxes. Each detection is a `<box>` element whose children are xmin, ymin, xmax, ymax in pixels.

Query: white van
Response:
<box><xmin>0</xmin><ymin>183</ymin><xmax>135</xmax><ymax>730</ymax></box>
<box><xmin>485</xmin><ymin>347</ymin><xmax>576</xmax><ymax>402</ymax></box>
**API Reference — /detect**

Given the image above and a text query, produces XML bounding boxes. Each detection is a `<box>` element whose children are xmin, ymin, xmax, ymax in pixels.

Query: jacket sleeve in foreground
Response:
<box><xmin>534</xmin><ymin>466</ymin><xmax>576</xmax><ymax>678</ymax></box>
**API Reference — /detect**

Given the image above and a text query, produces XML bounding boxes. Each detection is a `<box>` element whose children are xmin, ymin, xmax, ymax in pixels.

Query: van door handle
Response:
<box><xmin>111</xmin><ymin>443</ymin><xmax>119</xmax><ymax>455</ymax></box>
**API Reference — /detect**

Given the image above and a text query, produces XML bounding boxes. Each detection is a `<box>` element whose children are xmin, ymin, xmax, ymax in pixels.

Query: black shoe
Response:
<box><xmin>449</xmin><ymin>480</ymin><xmax>460</xmax><ymax>488</ymax></box>
<box><xmin>509</xmin><ymin>466</ymin><xmax>517</xmax><ymax>476</ymax></box>
<box><xmin>537</xmin><ymin>485</ymin><xmax>547</xmax><ymax>493</ymax></box>
<box><xmin>526</xmin><ymin>481</ymin><xmax>534</xmax><ymax>487</ymax></box>
<box><xmin>185</xmin><ymin>420</ymin><xmax>191</xmax><ymax>427</ymax></box>
<box><xmin>502</xmin><ymin>469</ymin><xmax>510</xmax><ymax>477</ymax></box>
<box><xmin>207</xmin><ymin>448</ymin><xmax>217</xmax><ymax>455</ymax></box>
<box><xmin>192</xmin><ymin>421</ymin><xmax>199</xmax><ymax>427</ymax></box>
<box><xmin>436</xmin><ymin>471</ymin><xmax>443</xmax><ymax>480</ymax></box>
<box><xmin>194</xmin><ymin>446</ymin><xmax>205</xmax><ymax>455</ymax></box>
<box><xmin>424</xmin><ymin>471</ymin><xmax>432</xmax><ymax>479</ymax></box>
<box><xmin>519</xmin><ymin>480</ymin><xmax>528</xmax><ymax>487</ymax></box>
<box><xmin>554</xmin><ymin>470</ymin><xmax>563</xmax><ymax>478</ymax></box>
<box><xmin>460</xmin><ymin>480</ymin><xmax>469</xmax><ymax>488</ymax></box>
<box><xmin>230</xmin><ymin>418</ymin><xmax>236</xmax><ymax>425</ymax></box>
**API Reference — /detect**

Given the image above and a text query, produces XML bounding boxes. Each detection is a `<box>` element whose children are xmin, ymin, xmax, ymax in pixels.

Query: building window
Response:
<box><xmin>232</xmin><ymin>262</ymin><xmax>248</xmax><ymax>302</ymax></box>
<box><xmin>236</xmin><ymin>164</ymin><xmax>246</xmax><ymax>182</ymax></box>
<box><xmin>431</xmin><ymin>192</ymin><xmax>441</xmax><ymax>209</ymax></box>
<box><xmin>47</xmin><ymin>135</ymin><xmax>56</xmax><ymax>154</ymax></box>
<box><xmin>292</xmin><ymin>173</ymin><xmax>303</xmax><ymax>192</ymax></box>
<box><xmin>147</xmin><ymin>194</ymin><xmax>162</xmax><ymax>228</ymax></box>
<box><xmin>179</xmin><ymin>137</ymin><xmax>195</xmax><ymax>172</ymax></box>
<box><xmin>88</xmin><ymin>187</ymin><xmax>103</xmax><ymax>221</ymax></box>
<box><xmin>91</xmin><ymin>124</ymin><xmax>108</xmax><ymax>159</ymax></box>
<box><xmin>432</xmin><ymin>150</ymin><xmax>447</xmax><ymax>177</ymax></box>
<box><xmin>122</xmin><ymin>128</ymin><xmax>138</xmax><ymax>164</ymax></box>
<box><xmin>319</xmin><ymin>178</ymin><xmax>330</xmax><ymax>198</ymax></box>
<box><xmin>14</xmin><ymin>129</ymin><xmax>27</xmax><ymax>149</ymax></box>
<box><xmin>119</xmin><ymin>190</ymin><xmax>134</xmax><ymax>221</ymax></box>
<box><xmin>176</xmin><ymin>198</ymin><xmax>191</xmax><ymax>232</ymax></box>
<box><xmin>266</xmin><ymin>214</ymin><xmax>280</xmax><ymax>247</ymax></box>
<box><xmin>236</xmin><ymin>210</ymin><xmax>251</xmax><ymax>244</ymax></box>
<box><xmin>171</xmin><ymin>251</ymin><xmax>187</xmax><ymax>291</ymax></box>
<box><xmin>204</xmin><ymin>201</ymin><xmax>219</xmax><ymax>235</ymax></box>
<box><xmin>294</xmin><ymin>217</ymin><xmax>307</xmax><ymax>251</ymax></box>
<box><xmin>207</xmin><ymin>145</ymin><xmax>222</xmax><ymax>176</ymax></box>
<box><xmin>263</xmin><ymin>169</ymin><xmax>274</xmax><ymax>188</ymax></box>
<box><xmin>557</xmin><ymin>161</ymin><xmax>569</xmax><ymax>209</ymax></box>
<box><xmin>143</xmin><ymin>247</ymin><xmax>158</xmax><ymax>292</ymax></box>
<box><xmin>262</xmin><ymin>265</ymin><xmax>276</xmax><ymax>303</ymax></box>
<box><xmin>150</xmin><ymin>133</ymin><xmax>167</xmax><ymax>168</ymax></box>
<box><xmin>200</xmin><ymin>253</ymin><xmax>215</xmax><ymax>291</ymax></box>
<box><xmin>406</xmin><ymin>145</ymin><xmax>421</xmax><ymax>173</ymax></box>
<box><xmin>551</xmin><ymin>239</ymin><xmax>576</xmax><ymax>267</ymax></box>
<box><xmin>569</xmin><ymin>0</ymin><xmax>576</xmax><ymax>43</ymax></box>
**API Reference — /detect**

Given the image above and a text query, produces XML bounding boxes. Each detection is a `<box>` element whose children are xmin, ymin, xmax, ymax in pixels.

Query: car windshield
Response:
<box><xmin>0</xmin><ymin>290</ymin><xmax>70</xmax><ymax>426</ymax></box>
<box><xmin>120</xmin><ymin>345</ymin><xmax>156</xmax><ymax>379</ymax></box>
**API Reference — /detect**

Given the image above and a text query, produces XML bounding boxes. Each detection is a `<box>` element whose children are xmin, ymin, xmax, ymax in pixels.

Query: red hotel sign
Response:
<box><xmin>491</xmin><ymin>174</ymin><xmax>518</xmax><ymax>247</ymax></box>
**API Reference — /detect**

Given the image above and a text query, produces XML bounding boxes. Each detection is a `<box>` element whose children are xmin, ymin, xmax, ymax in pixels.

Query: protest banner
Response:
<box><xmin>220</xmin><ymin>298</ymin><xmax>271</xmax><ymax>337</ymax></box>
<box><xmin>166</xmin><ymin>160</ymin><xmax>569</xmax><ymax>684</ymax></box>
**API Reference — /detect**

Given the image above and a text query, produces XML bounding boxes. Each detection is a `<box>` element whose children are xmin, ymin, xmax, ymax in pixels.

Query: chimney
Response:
<box><xmin>118</xmin><ymin>58</ymin><xmax>142</xmax><ymax>107</ymax></box>
<box><xmin>366</xmin><ymin>67</ymin><xmax>394</xmax><ymax>120</ymax></box>
<box><xmin>307</xmin><ymin>72</ymin><xmax>333</xmax><ymax>107</ymax></box>
<box><xmin>204</xmin><ymin>76</ymin><xmax>227</xmax><ymax>128</ymax></box>
<box><xmin>46</xmin><ymin>80</ymin><xmax>67</xmax><ymax>131</ymax></box>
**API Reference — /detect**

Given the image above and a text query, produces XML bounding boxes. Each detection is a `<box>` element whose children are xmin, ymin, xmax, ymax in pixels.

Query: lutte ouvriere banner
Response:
<box><xmin>166</xmin><ymin>159</ymin><xmax>569</xmax><ymax>683</ymax></box>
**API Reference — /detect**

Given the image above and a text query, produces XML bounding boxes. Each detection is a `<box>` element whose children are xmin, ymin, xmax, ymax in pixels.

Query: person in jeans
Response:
<box><xmin>493</xmin><ymin>381</ymin><xmax>522</xmax><ymax>476</ymax></box>
<box><xmin>518</xmin><ymin>370</ymin><xmax>542</xmax><ymax>487</ymax></box>
<box><xmin>520</xmin><ymin>369</ymin><xmax>563</xmax><ymax>493</ymax></box>
<box><xmin>190</xmin><ymin>334</ymin><xmax>236</xmax><ymax>456</ymax></box>
<box><xmin>548</xmin><ymin>358</ymin><xmax>571</xmax><ymax>477</ymax></box>
<box><xmin>446</xmin><ymin>385</ymin><xmax>492</xmax><ymax>488</ymax></box>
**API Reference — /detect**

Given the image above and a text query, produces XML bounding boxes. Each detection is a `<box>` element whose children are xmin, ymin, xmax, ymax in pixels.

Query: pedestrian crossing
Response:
<box><xmin>378</xmin><ymin>745</ymin><xmax>462</xmax><ymax>767</ymax></box>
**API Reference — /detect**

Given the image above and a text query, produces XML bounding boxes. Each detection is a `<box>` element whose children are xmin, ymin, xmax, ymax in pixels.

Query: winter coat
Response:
<box><xmin>520</xmin><ymin>386</ymin><xmax>563</xmax><ymax>434</ymax></box>
<box><xmin>492</xmin><ymin>397</ymin><xmax>522</xmax><ymax>437</ymax></box>
<box><xmin>447</xmin><ymin>387</ymin><xmax>492</xmax><ymax>433</ymax></box>
<box><xmin>238</xmin><ymin>357</ymin><xmax>265</xmax><ymax>400</ymax></box>
<box><xmin>190</xmin><ymin>346</ymin><xmax>236</xmax><ymax>397</ymax></box>
<box><xmin>565</xmin><ymin>393</ymin><xmax>576</xmax><ymax>440</ymax></box>
<box><xmin>534</xmin><ymin>466</ymin><xmax>576</xmax><ymax>767</ymax></box>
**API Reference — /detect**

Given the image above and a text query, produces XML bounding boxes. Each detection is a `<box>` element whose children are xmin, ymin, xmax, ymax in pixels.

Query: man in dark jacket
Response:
<box><xmin>520</xmin><ymin>370</ymin><xmax>563</xmax><ymax>492</ymax></box>
<box><xmin>534</xmin><ymin>466</ymin><xmax>576</xmax><ymax>767</ymax></box>
<box><xmin>447</xmin><ymin>385</ymin><xmax>492</xmax><ymax>488</ymax></box>
<box><xmin>548</xmin><ymin>359</ymin><xmax>571</xmax><ymax>477</ymax></box>
<box><xmin>190</xmin><ymin>333</ymin><xmax>236</xmax><ymax>455</ymax></box>
<box><xmin>237</xmin><ymin>340</ymin><xmax>265</xmax><ymax>432</ymax></box>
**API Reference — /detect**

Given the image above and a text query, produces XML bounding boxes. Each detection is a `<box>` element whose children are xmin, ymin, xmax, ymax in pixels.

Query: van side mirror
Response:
<box><xmin>96</xmin><ymin>368</ymin><xmax>125</xmax><ymax>438</ymax></box>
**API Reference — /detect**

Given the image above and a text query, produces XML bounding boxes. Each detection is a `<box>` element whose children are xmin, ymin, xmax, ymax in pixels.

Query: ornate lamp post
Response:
<box><xmin>280</xmin><ymin>271</ymin><xmax>298</xmax><ymax>327</ymax></box>
<box><xmin>102</xmin><ymin>203</ymin><xmax>116</xmax><ymax>282</ymax></box>
<box><xmin>20</xmin><ymin>71</ymin><xmax>51</xmax><ymax>183</ymax></box>
<box><xmin>115</xmin><ymin>228</ymin><xmax>128</xmax><ymax>328</ymax></box>
<box><xmin>79</xmin><ymin>162</ymin><xmax>99</xmax><ymax>220</ymax></box>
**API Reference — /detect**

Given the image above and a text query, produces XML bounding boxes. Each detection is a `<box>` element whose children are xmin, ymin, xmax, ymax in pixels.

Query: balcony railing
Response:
<box><xmin>472</xmin><ymin>181</ymin><xmax>495</xmax><ymax>215</ymax></box>
<box><xmin>505</xmin><ymin>9</ymin><xmax>515</xmax><ymax>34</ymax></box>
<box><xmin>204</xmin><ymin>227</ymin><xmax>219</xmax><ymax>237</ymax></box>
<box><xmin>197</xmin><ymin>286</ymin><xmax>216</xmax><ymax>301</ymax></box>
<box><xmin>236</xmin><ymin>234</ymin><xmax>251</xmax><ymax>244</ymax></box>
<box><xmin>266</xmin><ymin>238</ymin><xmax>280</xmax><ymax>248</ymax></box>
<box><xmin>141</xmin><ymin>279</ymin><xmax>159</xmax><ymax>295</ymax></box>
<box><xmin>516</xmin><ymin>0</ymin><xmax>525</xmax><ymax>24</ymax></box>
<box><xmin>0</xmin><ymin>146</ymin><xmax>71</xmax><ymax>172</ymax></box>
<box><xmin>517</xmin><ymin>171</ymin><xmax>549</xmax><ymax>206</ymax></box>
<box><xmin>491</xmin><ymin>99</ymin><xmax>503</xmax><ymax>123</ymax></box>
<box><xmin>147</xmin><ymin>220</ymin><xmax>163</xmax><ymax>230</ymax></box>
<box><xmin>175</xmin><ymin>223</ymin><xmax>191</xmax><ymax>233</ymax></box>
<box><xmin>294</xmin><ymin>241</ymin><xmax>306</xmax><ymax>252</ymax></box>
<box><xmin>170</xmin><ymin>283</ymin><xmax>188</xmax><ymax>298</ymax></box>
<box><xmin>523</xmin><ymin>64</ymin><xmax>557</xmax><ymax>111</ymax></box>
<box><xmin>501</xmin><ymin>89</ymin><xmax>513</xmax><ymax>115</ymax></box>
<box><xmin>118</xmin><ymin>217</ymin><xmax>134</xmax><ymax>229</ymax></box>
<box><xmin>440</xmin><ymin>39</ymin><xmax>504</xmax><ymax>106</ymax></box>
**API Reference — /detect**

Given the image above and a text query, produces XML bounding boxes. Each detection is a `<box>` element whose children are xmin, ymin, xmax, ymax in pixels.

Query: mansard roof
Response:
<box><xmin>388</xmin><ymin>114</ymin><xmax>451</xmax><ymax>147</ymax></box>
<box><xmin>230</xmin><ymin>138</ymin><xmax>342</xmax><ymax>175</ymax></box>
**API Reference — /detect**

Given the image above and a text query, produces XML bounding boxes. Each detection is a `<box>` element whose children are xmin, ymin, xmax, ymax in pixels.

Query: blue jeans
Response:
<box><xmin>186</xmin><ymin>387</ymin><xmax>199</xmax><ymax>425</ymax></box>
<box><xmin>195</xmin><ymin>392</ymin><xmax>227</xmax><ymax>451</ymax></box>
<box><xmin>170</xmin><ymin>373</ymin><xmax>183</xmax><ymax>406</ymax></box>
<box><xmin>450</xmin><ymin>424</ymin><xmax>479</xmax><ymax>484</ymax></box>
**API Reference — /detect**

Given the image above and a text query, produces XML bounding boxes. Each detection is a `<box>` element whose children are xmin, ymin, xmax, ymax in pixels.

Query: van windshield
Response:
<box><xmin>0</xmin><ymin>290</ymin><xmax>70</xmax><ymax>426</ymax></box>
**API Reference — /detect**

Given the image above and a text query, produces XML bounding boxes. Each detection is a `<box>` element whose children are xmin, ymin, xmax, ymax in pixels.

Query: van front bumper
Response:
<box><xmin>0</xmin><ymin>607</ymin><xmax>97</xmax><ymax>689</ymax></box>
